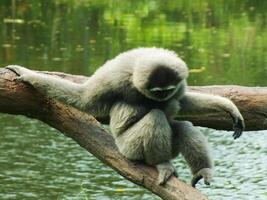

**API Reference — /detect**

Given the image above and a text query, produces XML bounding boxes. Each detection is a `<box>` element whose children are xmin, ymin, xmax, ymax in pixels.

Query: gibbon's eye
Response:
<box><xmin>149</xmin><ymin>85</ymin><xmax>176</xmax><ymax>99</ymax></box>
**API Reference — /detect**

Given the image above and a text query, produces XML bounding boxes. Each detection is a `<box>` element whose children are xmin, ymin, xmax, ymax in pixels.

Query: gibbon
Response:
<box><xmin>6</xmin><ymin>47</ymin><xmax>244</xmax><ymax>186</ymax></box>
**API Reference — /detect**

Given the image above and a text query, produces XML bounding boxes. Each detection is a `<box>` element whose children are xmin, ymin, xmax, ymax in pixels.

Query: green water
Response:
<box><xmin>0</xmin><ymin>1</ymin><xmax>266</xmax><ymax>200</ymax></box>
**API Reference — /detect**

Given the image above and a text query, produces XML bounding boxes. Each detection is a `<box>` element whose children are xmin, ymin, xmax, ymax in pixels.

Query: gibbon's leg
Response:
<box><xmin>180</xmin><ymin>92</ymin><xmax>245</xmax><ymax>139</ymax></box>
<box><xmin>6</xmin><ymin>65</ymin><xmax>86</xmax><ymax>109</ymax></box>
<box><xmin>170</xmin><ymin>120</ymin><xmax>213</xmax><ymax>187</ymax></box>
<box><xmin>110</xmin><ymin>102</ymin><xmax>177</xmax><ymax>185</ymax></box>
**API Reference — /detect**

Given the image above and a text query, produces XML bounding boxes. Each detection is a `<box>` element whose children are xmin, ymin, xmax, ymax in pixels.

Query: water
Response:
<box><xmin>0</xmin><ymin>1</ymin><xmax>267</xmax><ymax>200</ymax></box>
<box><xmin>0</xmin><ymin>115</ymin><xmax>266</xmax><ymax>200</ymax></box>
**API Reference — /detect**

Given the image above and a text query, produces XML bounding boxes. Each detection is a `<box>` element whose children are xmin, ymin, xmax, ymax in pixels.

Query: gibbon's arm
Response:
<box><xmin>180</xmin><ymin>92</ymin><xmax>245</xmax><ymax>139</ymax></box>
<box><xmin>6</xmin><ymin>65</ymin><xmax>86</xmax><ymax>110</ymax></box>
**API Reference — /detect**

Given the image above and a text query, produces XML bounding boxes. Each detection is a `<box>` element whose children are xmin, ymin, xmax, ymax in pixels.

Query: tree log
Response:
<box><xmin>0</xmin><ymin>68</ymin><xmax>266</xmax><ymax>200</ymax></box>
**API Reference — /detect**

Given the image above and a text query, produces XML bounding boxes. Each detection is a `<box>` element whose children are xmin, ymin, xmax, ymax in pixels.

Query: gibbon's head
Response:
<box><xmin>132</xmin><ymin>48</ymin><xmax>188</xmax><ymax>101</ymax></box>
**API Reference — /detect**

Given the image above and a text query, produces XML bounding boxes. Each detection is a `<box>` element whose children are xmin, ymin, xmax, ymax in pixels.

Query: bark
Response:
<box><xmin>0</xmin><ymin>68</ymin><xmax>208</xmax><ymax>200</ymax></box>
<box><xmin>1</xmin><ymin>68</ymin><xmax>266</xmax><ymax>199</ymax></box>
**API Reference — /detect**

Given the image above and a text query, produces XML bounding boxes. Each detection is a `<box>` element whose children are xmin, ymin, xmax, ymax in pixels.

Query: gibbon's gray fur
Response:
<box><xmin>6</xmin><ymin>47</ymin><xmax>244</xmax><ymax>187</ymax></box>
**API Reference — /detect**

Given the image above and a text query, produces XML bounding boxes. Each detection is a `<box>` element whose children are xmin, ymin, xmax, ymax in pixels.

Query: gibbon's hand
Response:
<box><xmin>191</xmin><ymin>168</ymin><xmax>213</xmax><ymax>188</ymax></box>
<box><xmin>6</xmin><ymin>65</ymin><xmax>36</xmax><ymax>85</ymax></box>
<box><xmin>231</xmin><ymin>111</ymin><xmax>245</xmax><ymax>139</ymax></box>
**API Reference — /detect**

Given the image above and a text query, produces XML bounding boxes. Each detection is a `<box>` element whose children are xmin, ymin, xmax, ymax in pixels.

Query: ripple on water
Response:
<box><xmin>0</xmin><ymin>114</ymin><xmax>266</xmax><ymax>200</ymax></box>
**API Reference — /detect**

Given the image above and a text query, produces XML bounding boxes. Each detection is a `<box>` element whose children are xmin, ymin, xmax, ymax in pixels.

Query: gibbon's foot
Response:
<box><xmin>232</xmin><ymin>115</ymin><xmax>245</xmax><ymax>139</ymax></box>
<box><xmin>156</xmin><ymin>162</ymin><xmax>178</xmax><ymax>185</ymax></box>
<box><xmin>191</xmin><ymin>168</ymin><xmax>213</xmax><ymax>187</ymax></box>
<box><xmin>6</xmin><ymin>65</ymin><xmax>36</xmax><ymax>84</ymax></box>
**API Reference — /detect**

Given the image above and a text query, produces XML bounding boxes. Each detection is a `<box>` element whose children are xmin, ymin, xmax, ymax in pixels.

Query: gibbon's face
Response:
<box><xmin>145</xmin><ymin>66</ymin><xmax>182</xmax><ymax>101</ymax></box>
<box><xmin>132</xmin><ymin>48</ymin><xmax>189</xmax><ymax>102</ymax></box>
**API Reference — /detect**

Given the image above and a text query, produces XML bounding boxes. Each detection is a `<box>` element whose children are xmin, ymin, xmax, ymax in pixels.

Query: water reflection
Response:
<box><xmin>0</xmin><ymin>0</ymin><xmax>267</xmax><ymax>85</ymax></box>
<box><xmin>0</xmin><ymin>1</ymin><xmax>267</xmax><ymax>200</ymax></box>
<box><xmin>0</xmin><ymin>114</ymin><xmax>160</xmax><ymax>200</ymax></box>
<box><xmin>0</xmin><ymin>114</ymin><xmax>266</xmax><ymax>200</ymax></box>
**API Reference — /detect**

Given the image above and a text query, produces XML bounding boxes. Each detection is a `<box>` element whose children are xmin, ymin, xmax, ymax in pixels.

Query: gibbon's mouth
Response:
<box><xmin>149</xmin><ymin>86</ymin><xmax>176</xmax><ymax>100</ymax></box>
<box><xmin>151</xmin><ymin>90</ymin><xmax>173</xmax><ymax>99</ymax></box>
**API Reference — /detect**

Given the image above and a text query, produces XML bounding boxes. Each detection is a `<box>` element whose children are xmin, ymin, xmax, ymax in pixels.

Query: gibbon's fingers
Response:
<box><xmin>6</xmin><ymin>65</ymin><xmax>31</xmax><ymax>77</ymax></box>
<box><xmin>6</xmin><ymin>66</ymin><xmax>36</xmax><ymax>85</ymax></box>
<box><xmin>6</xmin><ymin>65</ymin><xmax>22</xmax><ymax>76</ymax></box>
<box><xmin>233</xmin><ymin>117</ymin><xmax>245</xmax><ymax>139</ymax></box>
<box><xmin>191</xmin><ymin>175</ymin><xmax>203</xmax><ymax>187</ymax></box>
<box><xmin>191</xmin><ymin>175</ymin><xmax>212</xmax><ymax>187</ymax></box>
<box><xmin>191</xmin><ymin>168</ymin><xmax>212</xmax><ymax>187</ymax></box>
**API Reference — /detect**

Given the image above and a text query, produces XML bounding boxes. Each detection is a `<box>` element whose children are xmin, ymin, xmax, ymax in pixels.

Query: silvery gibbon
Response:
<box><xmin>6</xmin><ymin>47</ymin><xmax>244</xmax><ymax>187</ymax></box>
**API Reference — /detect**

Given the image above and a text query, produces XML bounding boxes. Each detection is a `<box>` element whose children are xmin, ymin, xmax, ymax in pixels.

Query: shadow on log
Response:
<box><xmin>1</xmin><ymin>68</ymin><xmax>267</xmax><ymax>199</ymax></box>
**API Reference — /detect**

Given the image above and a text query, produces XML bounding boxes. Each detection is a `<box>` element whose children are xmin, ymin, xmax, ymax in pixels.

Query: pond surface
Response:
<box><xmin>0</xmin><ymin>1</ymin><xmax>267</xmax><ymax>200</ymax></box>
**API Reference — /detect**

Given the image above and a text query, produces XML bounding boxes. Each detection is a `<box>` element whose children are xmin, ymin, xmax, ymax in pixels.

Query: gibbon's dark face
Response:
<box><xmin>146</xmin><ymin>66</ymin><xmax>181</xmax><ymax>101</ymax></box>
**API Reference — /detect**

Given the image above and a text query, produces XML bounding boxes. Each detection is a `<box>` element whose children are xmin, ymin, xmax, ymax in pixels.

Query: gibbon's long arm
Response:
<box><xmin>6</xmin><ymin>65</ymin><xmax>86</xmax><ymax>110</ymax></box>
<box><xmin>179</xmin><ymin>92</ymin><xmax>245</xmax><ymax>139</ymax></box>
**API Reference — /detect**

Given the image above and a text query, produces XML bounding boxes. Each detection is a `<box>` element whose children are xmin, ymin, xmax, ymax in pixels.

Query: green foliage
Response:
<box><xmin>0</xmin><ymin>0</ymin><xmax>266</xmax><ymax>85</ymax></box>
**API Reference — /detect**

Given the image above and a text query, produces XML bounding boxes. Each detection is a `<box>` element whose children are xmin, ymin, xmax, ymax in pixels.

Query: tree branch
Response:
<box><xmin>0</xmin><ymin>68</ymin><xmax>208</xmax><ymax>200</ymax></box>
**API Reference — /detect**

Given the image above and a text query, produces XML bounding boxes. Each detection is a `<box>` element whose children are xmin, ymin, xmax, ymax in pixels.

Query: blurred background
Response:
<box><xmin>0</xmin><ymin>1</ymin><xmax>266</xmax><ymax>200</ymax></box>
